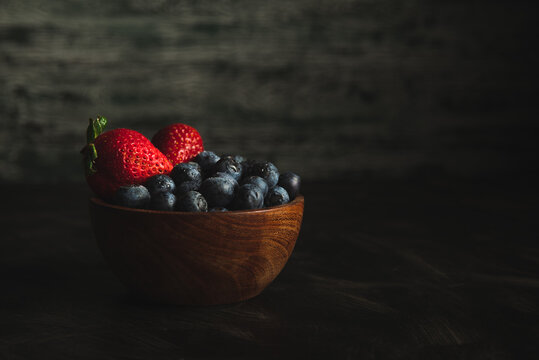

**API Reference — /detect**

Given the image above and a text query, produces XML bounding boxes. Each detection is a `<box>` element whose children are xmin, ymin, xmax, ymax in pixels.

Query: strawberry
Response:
<box><xmin>151</xmin><ymin>123</ymin><xmax>204</xmax><ymax>166</ymax></box>
<box><xmin>81</xmin><ymin>116</ymin><xmax>173</xmax><ymax>199</ymax></box>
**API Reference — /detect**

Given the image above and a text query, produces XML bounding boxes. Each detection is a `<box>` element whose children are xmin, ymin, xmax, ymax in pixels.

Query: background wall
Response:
<box><xmin>1</xmin><ymin>0</ymin><xmax>536</xmax><ymax>183</ymax></box>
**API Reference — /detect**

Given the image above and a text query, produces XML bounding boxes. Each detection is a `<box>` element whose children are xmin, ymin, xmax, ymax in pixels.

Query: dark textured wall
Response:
<box><xmin>0</xmin><ymin>0</ymin><xmax>536</xmax><ymax>183</ymax></box>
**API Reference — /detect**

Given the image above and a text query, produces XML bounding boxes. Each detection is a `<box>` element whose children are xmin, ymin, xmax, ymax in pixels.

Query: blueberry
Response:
<box><xmin>114</xmin><ymin>185</ymin><xmax>151</xmax><ymax>209</ymax></box>
<box><xmin>187</xmin><ymin>161</ymin><xmax>202</xmax><ymax>173</ymax></box>
<box><xmin>145</xmin><ymin>174</ymin><xmax>176</xmax><ymax>195</ymax></box>
<box><xmin>240</xmin><ymin>176</ymin><xmax>269</xmax><ymax>197</ymax></box>
<box><xmin>209</xmin><ymin>207</ymin><xmax>228</xmax><ymax>212</ymax></box>
<box><xmin>265</xmin><ymin>186</ymin><xmax>290</xmax><ymax>207</ymax></box>
<box><xmin>175</xmin><ymin>180</ymin><xmax>201</xmax><ymax>195</ymax></box>
<box><xmin>211</xmin><ymin>156</ymin><xmax>242</xmax><ymax>181</ymax></box>
<box><xmin>213</xmin><ymin>172</ymin><xmax>240</xmax><ymax>191</ymax></box>
<box><xmin>176</xmin><ymin>191</ymin><xmax>208</xmax><ymax>212</ymax></box>
<box><xmin>277</xmin><ymin>172</ymin><xmax>301</xmax><ymax>200</ymax></box>
<box><xmin>222</xmin><ymin>154</ymin><xmax>246</xmax><ymax>164</ymax></box>
<box><xmin>232</xmin><ymin>183</ymin><xmax>264</xmax><ymax>210</ymax></box>
<box><xmin>170</xmin><ymin>162</ymin><xmax>202</xmax><ymax>188</ymax></box>
<box><xmin>250</xmin><ymin>161</ymin><xmax>279</xmax><ymax>188</ymax></box>
<box><xmin>193</xmin><ymin>151</ymin><xmax>220</xmax><ymax>177</ymax></box>
<box><xmin>199</xmin><ymin>176</ymin><xmax>238</xmax><ymax>208</ymax></box>
<box><xmin>150</xmin><ymin>192</ymin><xmax>176</xmax><ymax>211</ymax></box>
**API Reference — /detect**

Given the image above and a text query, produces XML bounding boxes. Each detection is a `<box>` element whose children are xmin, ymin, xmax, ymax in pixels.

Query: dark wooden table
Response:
<box><xmin>1</xmin><ymin>177</ymin><xmax>538</xmax><ymax>359</ymax></box>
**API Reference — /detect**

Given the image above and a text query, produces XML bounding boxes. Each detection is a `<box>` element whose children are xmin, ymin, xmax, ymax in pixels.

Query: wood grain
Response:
<box><xmin>89</xmin><ymin>196</ymin><xmax>304</xmax><ymax>305</ymax></box>
<box><xmin>1</xmin><ymin>0</ymin><xmax>537</xmax><ymax>183</ymax></box>
<box><xmin>1</xmin><ymin>180</ymin><xmax>538</xmax><ymax>358</ymax></box>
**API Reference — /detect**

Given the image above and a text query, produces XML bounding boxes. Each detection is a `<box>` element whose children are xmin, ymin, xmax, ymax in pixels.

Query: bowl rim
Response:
<box><xmin>90</xmin><ymin>194</ymin><xmax>304</xmax><ymax>215</ymax></box>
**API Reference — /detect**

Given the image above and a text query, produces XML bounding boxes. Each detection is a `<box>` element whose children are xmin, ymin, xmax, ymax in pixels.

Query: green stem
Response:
<box><xmin>82</xmin><ymin>116</ymin><xmax>107</xmax><ymax>176</ymax></box>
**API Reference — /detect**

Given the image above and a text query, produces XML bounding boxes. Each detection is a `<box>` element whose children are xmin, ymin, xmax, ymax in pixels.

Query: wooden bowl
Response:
<box><xmin>89</xmin><ymin>195</ymin><xmax>304</xmax><ymax>305</ymax></box>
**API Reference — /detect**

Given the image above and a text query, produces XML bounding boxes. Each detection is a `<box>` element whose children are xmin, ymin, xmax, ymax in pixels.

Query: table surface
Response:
<box><xmin>1</xmin><ymin>177</ymin><xmax>538</xmax><ymax>359</ymax></box>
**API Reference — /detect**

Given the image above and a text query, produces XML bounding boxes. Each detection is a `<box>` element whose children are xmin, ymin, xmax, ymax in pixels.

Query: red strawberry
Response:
<box><xmin>81</xmin><ymin>116</ymin><xmax>173</xmax><ymax>199</ymax></box>
<box><xmin>151</xmin><ymin>123</ymin><xmax>204</xmax><ymax>166</ymax></box>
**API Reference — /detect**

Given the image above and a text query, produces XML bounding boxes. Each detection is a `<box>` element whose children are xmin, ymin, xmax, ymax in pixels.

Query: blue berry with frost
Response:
<box><xmin>277</xmin><ymin>172</ymin><xmax>301</xmax><ymax>200</ymax></box>
<box><xmin>211</xmin><ymin>156</ymin><xmax>243</xmax><ymax>181</ymax></box>
<box><xmin>114</xmin><ymin>185</ymin><xmax>151</xmax><ymax>209</ymax></box>
<box><xmin>176</xmin><ymin>191</ymin><xmax>208</xmax><ymax>212</ymax></box>
<box><xmin>232</xmin><ymin>183</ymin><xmax>264</xmax><ymax>210</ymax></box>
<box><xmin>145</xmin><ymin>174</ymin><xmax>176</xmax><ymax>195</ymax></box>
<box><xmin>264</xmin><ymin>186</ymin><xmax>290</xmax><ymax>207</ymax></box>
<box><xmin>250</xmin><ymin>161</ymin><xmax>279</xmax><ymax>188</ymax></box>
<box><xmin>193</xmin><ymin>151</ymin><xmax>220</xmax><ymax>177</ymax></box>
<box><xmin>199</xmin><ymin>175</ymin><xmax>238</xmax><ymax>208</ymax></box>
<box><xmin>241</xmin><ymin>176</ymin><xmax>269</xmax><ymax>197</ymax></box>
<box><xmin>150</xmin><ymin>192</ymin><xmax>176</xmax><ymax>211</ymax></box>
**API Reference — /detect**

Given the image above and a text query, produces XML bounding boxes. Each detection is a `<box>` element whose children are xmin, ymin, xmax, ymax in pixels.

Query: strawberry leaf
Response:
<box><xmin>87</xmin><ymin>116</ymin><xmax>107</xmax><ymax>144</ymax></box>
<box><xmin>83</xmin><ymin>116</ymin><xmax>107</xmax><ymax>176</ymax></box>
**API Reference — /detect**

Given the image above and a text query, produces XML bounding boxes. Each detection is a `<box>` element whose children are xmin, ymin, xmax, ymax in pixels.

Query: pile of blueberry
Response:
<box><xmin>113</xmin><ymin>151</ymin><xmax>301</xmax><ymax>212</ymax></box>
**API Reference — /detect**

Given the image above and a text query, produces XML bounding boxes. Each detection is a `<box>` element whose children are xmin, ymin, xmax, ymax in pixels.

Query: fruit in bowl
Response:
<box><xmin>83</xmin><ymin>116</ymin><xmax>304</xmax><ymax>305</ymax></box>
